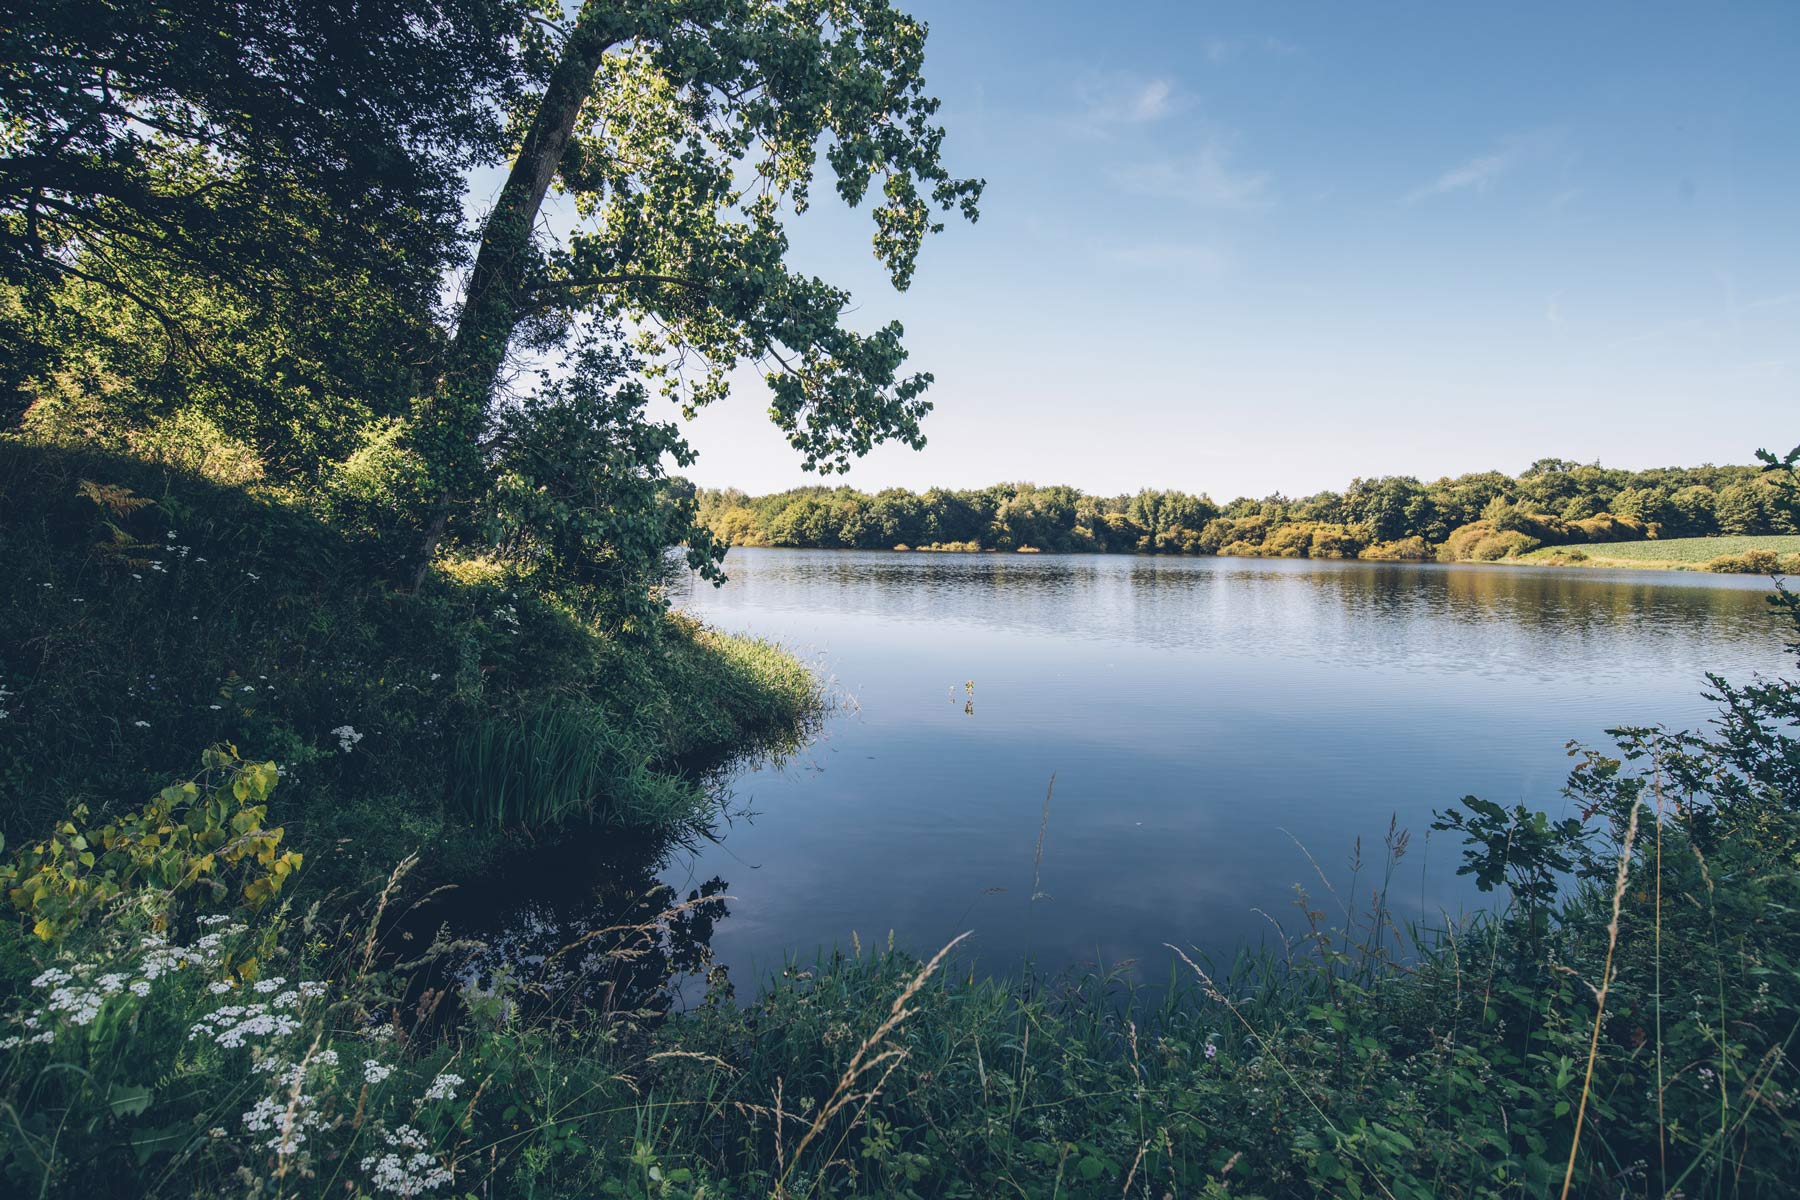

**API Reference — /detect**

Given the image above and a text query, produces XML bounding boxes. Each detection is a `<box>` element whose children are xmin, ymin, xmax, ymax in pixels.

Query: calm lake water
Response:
<box><xmin>644</xmin><ymin>549</ymin><xmax>1787</xmax><ymax>989</ymax></box>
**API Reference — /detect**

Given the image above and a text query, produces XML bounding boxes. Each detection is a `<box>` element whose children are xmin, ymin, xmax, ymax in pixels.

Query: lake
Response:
<box><xmin>644</xmin><ymin>549</ymin><xmax>1789</xmax><ymax>990</ymax></box>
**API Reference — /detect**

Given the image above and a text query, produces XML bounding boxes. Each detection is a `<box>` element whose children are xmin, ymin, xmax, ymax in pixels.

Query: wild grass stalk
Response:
<box><xmin>1559</xmin><ymin>795</ymin><xmax>1641</xmax><ymax>1200</ymax></box>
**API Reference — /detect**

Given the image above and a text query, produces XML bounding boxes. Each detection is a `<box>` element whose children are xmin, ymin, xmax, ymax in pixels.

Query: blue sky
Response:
<box><xmin>657</xmin><ymin>1</ymin><xmax>1800</xmax><ymax>499</ymax></box>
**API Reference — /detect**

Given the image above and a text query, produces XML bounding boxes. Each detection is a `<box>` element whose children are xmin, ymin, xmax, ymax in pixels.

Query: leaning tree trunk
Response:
<box><xmin>409</xmin><ymin>2</ymin><xmax>625</xmax><ymax>587</ymax></box>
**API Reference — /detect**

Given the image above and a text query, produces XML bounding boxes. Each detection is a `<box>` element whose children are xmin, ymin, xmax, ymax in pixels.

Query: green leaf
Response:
<box><xmin>109</xmin><ymin>1082</ymin><xmax>154</xmax><ymax>1117</ymax></box>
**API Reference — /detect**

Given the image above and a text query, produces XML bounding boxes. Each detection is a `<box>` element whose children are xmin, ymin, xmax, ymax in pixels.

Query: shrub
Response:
<box><xmin>1706</xmin><ymin>548</ymin><xmax>1784</xmax><ymax>573</ymax></box>
<box><xmin>1308</xmin><ymin>522</ymin><xmax>1369</xmax><ymax>559</ymax></box>
<box><xmin>1265</xmin><ymin>522</ymin><xmax>1314</xmax><ymax>557</ymax></box>
<box><xmin>1360</xmin><ymin>535</ymin><xmax>1433</xmax><ymax>560</ymax></box>
<box><xmin>2</xmin><ymin>747</ymin><xmax>297</xmax><ymax>944</ymax></box>
<box><xmin>1568</xmin><ymin>512</ymin><xmax>1647</xmax><ymax>543</ymax></box>
<box><xmin>1441</xmin><ymin>521</ymin><xmax>1542</xmax><ymax>560</ymax></box>
<box><xmin>1472</xmin><ymin>529</ymin><xmax>1541</xmax><ymax>559</ymax></box>
<box><xmin>0</xmin><ymin>442</ymin><xmax>821</xmax><ymax>894</ymax></box>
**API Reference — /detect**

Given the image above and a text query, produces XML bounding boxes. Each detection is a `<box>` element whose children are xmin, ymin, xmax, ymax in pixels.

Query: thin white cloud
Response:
<box><xmin>1408</xmin><ymin>146</ymin><xmax>1521</xmax><ymax>202</ymax></box>
<box><xmin>1112</xmin><ymin>141</ymin><xmax>1271</xmax><ymax>209</ymax></box>
<box><xmin>1072</xmin><ymin>74</ymin><xmax>1186</xmax><ymax>132</ymax></box>
<box><xmin>1406</xmin><ymin>132</ymin><xmax>1562</xmax><ymax>204</ymax></box>
<box><xmin>1128</xmin><ymin>78</ymin><xmax>1175</xmax><ymax>122</ymax></box>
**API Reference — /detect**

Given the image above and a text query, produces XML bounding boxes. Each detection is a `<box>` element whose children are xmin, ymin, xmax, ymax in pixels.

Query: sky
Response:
<box><xmin>530</xmin><ymin>1</ymin><xmax>1800</xmax><ymax>500</ymax></box>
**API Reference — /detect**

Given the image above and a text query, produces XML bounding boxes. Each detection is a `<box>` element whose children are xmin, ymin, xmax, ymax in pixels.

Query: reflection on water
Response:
<box><xmin>644</xmin><ymin>550</ymin><xmax>1785</xmax><ymax>987</ymax></box>
<box><xmin>409</xmin><ymin>830</ymin><xmax>732</xmax><ymax>1023</ymax></box>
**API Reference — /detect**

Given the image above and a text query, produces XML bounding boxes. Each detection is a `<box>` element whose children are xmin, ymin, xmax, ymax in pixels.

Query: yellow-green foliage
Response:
<box><xmin>1</xmin><ymin>747</ymin><xmax>298</xmax><ymax>942</ymax></box>
<box><xmin>1217</xmin><ymin>520</ymin><xmax>1368</xmax><ymax>559</ymax></box>
<box><xmin>1203</xmin><ymin>513</ymin><xmax>1272</xmax><ymax>553</ymax></box>
<box><xmin>1360</xmin><ymin>535</ymin><xmax>1434</xmax><ymax>560</ymax></box>
<box><xmin>1707</xmin><ymin>549</ymin><xmax>1800</xmax><ymax>574</ymax></box>
<box><xmin>1441</xmin><ymin>521</ymin><xmax>1543</xmax><ymax>561</ymax></box>
<box><xmin>1568</xmin><ymin>512</ymin><xmax>1647</xmax><ymax>543</ymax></box>
<box><xmin>707</xmin><ymin>505</ymin><xmax>764</xmax><ymax>546</ymax></box>
<box><xmin>1307</xmin><ymin>523</ymin><xmax>1368</xmax><ymax>559</ymax></box>
<box><xmin>1264</xmin><ymin>523</ymin><xmax>1314</xmax><ymax>557</ymax></box>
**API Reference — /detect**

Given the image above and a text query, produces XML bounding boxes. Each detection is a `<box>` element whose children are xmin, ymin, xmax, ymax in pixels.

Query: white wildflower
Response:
<box><xmin>361</xmin><ymin>1126</ymin><xmax>453</xmax><ymax>1197</ymax></box>
<box><xmin>363</xmin><ymin>1059</ymin><xmax>394</xmax><ymax>1085</ymax></box>
<box><xmin>189</xmin><ymin>1002</ymin><xmax>301</xmax><ymax>1048</ymax></box>
<box><xmin>330</xmin><ymin>725</ymin><xmax>364</xmax><ymax>753</ymax></box>
<box><xmin>46</xmin><ymin>985</ymin><xmax>104</xmax><ymax>1026</ymax></box>
<box><xmin>422</xmin><ymin>1072</ymin><xmax>464</xmax><ymax>1102</ymax></box>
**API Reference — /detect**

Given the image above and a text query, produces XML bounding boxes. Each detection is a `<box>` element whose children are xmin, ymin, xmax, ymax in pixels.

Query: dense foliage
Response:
<box><xmin>701</xmin><ymin>459</ymin><xmax>1800</xmax><ymax>568</ymax></box>
<box><xmin>0</xmin><ymin>440</ymin><xmax>820</xmax><ymax>894</ymax></box>
<box><xmin>6</xmin><ymin>3</ymin><xmax>1800</xmax><ymax>1197</ymax></box>
<box><xmin>3</xmin><ymin>579</ymin><xmax>1798</xmax><ymax>1197</ymax></box>
<box><xmin>5</xmin><ymin>0</ymin><xmax>982</xmax><ymax>592</ymax></box>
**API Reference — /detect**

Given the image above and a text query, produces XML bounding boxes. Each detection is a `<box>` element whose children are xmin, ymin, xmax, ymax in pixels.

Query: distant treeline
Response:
<box><xmin>695</xmin><ymin>458</ymin><xmax>1799</xmax><ymax>562</ymax></box>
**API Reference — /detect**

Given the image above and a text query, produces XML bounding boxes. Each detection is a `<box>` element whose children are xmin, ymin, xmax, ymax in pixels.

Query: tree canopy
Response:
<box><xmin>2</xmin><ymin>0</ymin><xmax>983</xmax><ymax>616</ymax></box>
<box><xmin>697</xmin><ymin>460</ymin><xmax>1800</xmax><ymax>561</ymax></box>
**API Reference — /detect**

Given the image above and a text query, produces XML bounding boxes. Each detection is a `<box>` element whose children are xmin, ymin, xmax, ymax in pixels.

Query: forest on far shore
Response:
<box><xmin>698</xmin><ymin>457</ymin><xmax>1799</xmax><ymax>564</ymax></box>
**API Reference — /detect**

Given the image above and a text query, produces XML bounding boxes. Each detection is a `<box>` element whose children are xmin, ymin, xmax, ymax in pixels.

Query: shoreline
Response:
<box><xmin>713</xmin><ymin>541</ymin><xmax>1792</xmax><ymax>578</ymax></box>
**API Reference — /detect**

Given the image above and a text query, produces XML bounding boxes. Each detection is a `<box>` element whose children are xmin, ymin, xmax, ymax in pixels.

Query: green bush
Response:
<box><xmin>0</xmin><ymin>441</ymin><xmax>821</xmax><ymax>893</ymax></box>
<box><xmin>1360</xmin><ymin>535</ymin><xmax>1434</xmax><ymax>560</ymax></box>
<box><xmin>1442</xmin><ymin>521</ymin><xmax>1542</xmax><ymax>561</ymax></box>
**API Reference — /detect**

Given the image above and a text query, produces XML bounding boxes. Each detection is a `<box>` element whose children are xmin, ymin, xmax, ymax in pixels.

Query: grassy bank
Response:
<box><xmin>0</xmin><ymin>440</ymin><xmax>821</xmax><ymax>891</ymax></box>
<box><xmin>1519</xmin><ymin>533</ymin><xmax>1800</xmax><ymax>572</ymax></box>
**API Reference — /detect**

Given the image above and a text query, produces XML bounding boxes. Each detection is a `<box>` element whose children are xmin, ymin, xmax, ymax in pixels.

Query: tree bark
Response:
<box><xmin>409</xmin><ymin>1</ymin><xmax>626</xmax><ymax>586</ymax></box>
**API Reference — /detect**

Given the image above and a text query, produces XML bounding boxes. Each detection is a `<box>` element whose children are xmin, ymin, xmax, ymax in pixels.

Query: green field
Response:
<box><xmin>1522</xmin><ymin>533</ymin><xmax>1800</xmax><ymax>569</ymax></box>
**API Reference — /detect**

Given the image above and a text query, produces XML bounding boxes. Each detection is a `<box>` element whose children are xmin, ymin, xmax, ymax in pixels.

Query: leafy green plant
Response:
<box><xmin>1</xmin><ymin>746</ymin><xmax>297</xmax><ymax>942</ymax></box>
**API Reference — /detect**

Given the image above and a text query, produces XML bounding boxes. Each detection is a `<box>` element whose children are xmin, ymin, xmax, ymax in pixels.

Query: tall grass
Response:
<box><xmin>450</xmin><ymin>703</ymin><xmax>699</xmax><ymax>833</ymax></box>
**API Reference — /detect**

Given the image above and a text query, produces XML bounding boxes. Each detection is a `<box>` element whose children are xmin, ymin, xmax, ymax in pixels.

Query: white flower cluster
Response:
<box><xmin>331</xmin><ymin>724</ymin><xmax>365</xmax><ymax>753</ymax></box>
<box><xmin>189</xmin><ymin>1003</ymin><xmax>302</xmax><ymax>1049</ymax></box>
<box><xmin>3</xmin><ymin>931</ymin><xmax>239</xmax><ymax>1046</ymax></box>
<box><xmin>421</xmin><ymin>1072</ymin><xmax>464</xmax><ymax>1102</ymax></box>
<box><xmin>363</xmin><ymin>1059</ymin><xmax>395</xmax><ymax>1085</ymax></box>
<box><xmin>186</xmin><ymin>965</ymin><xmax>328</xmax><ymax>1049</ymax></box>
<box><xmin>242</xmin><ymin>1090</ymin><xmax>326</xmax><ymax>1157</ymax></box>
<box><xmin>361</xmin><ymin>1125</ymin><xmax>454</xmax><ymax>1197</ymax></box>
<box><xmin>0</xmin><ymin>1017</ymin><xmax>54</xmax><ymax>1050</ymax></box>
<box><xmin>255</xmin><ymin>1047</ymin><xmax>338</xmax><ymax>1084</ymax></box>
